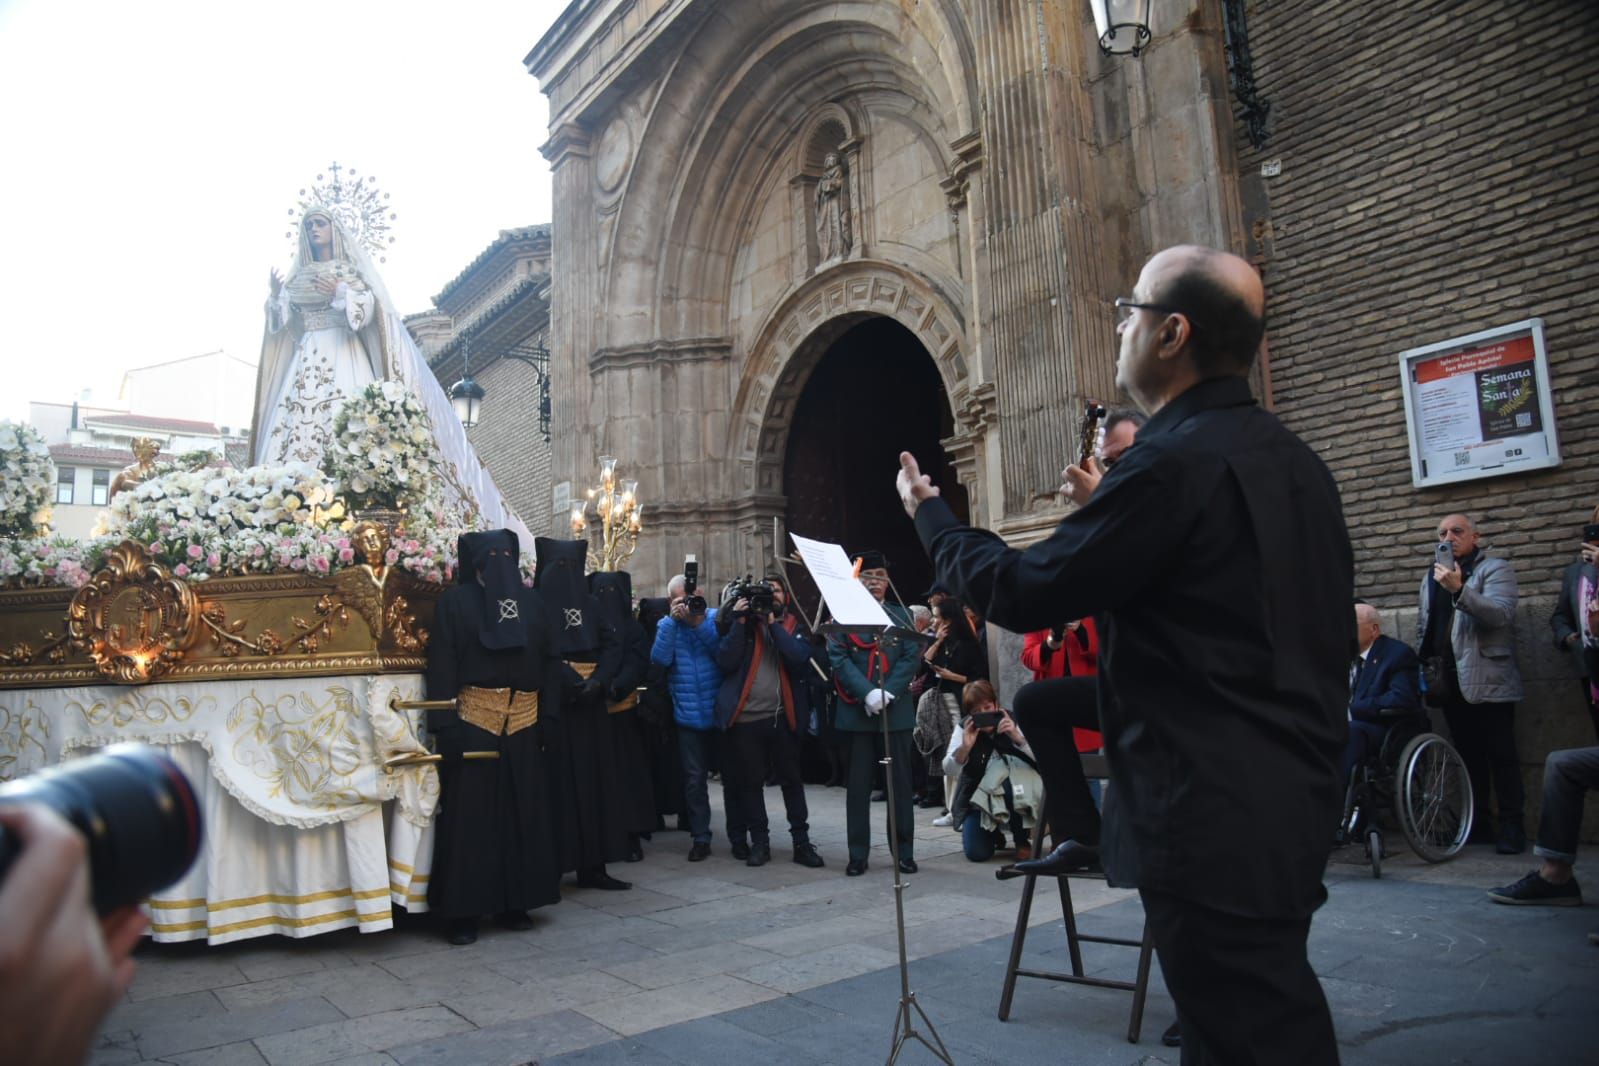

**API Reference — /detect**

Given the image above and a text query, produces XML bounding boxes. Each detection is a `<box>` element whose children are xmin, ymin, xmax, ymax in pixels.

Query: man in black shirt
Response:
<box><xmin>896</xmin><ymin>246</ymin><xmax>1352</xmax><ymax>1065</ymax></box>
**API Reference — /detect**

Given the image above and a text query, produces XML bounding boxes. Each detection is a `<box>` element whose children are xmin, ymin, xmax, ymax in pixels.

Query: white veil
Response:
<box><xmin>252</xmin><ymin>209</ymin><xmax>532</xmax><ymax>544</ymax></box>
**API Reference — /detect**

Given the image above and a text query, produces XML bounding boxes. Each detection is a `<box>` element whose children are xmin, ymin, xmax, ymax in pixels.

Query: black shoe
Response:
<box><xmin>731</xmin><ymin>841</ymin><xmax>751</xmax><ymax>861</ymax></box>
<box><xmin>576</xmin><ymin>868</ymin><xmax>633</xmax><ymax>891</ymax></box>
<box><xmin>446</xmin><ymin>918</ymin><xmax>478</xmax><ymax>945</ymax></box>
<box><xmin>1014</xmin><ymin>840</ymin><xmax>1100</xmax><ymax>877</ymax></box>
<box><xmin>871</xmin><ymin>790</ymin><xmax>887</xmax><ymax>802</ymax></box>
<box><xmin>688</xmin><ymin>841</ymin><xmax>711</xmax><ymax>862</ymax></box>
<box><xmin>1487</xmin><ymin>869</ymin><xmax>1582</xmax><ymax>906</ymax></box>
<box><xmin>1161</xmin><ymin>1021</ymin><xmax>1182</xmax><ymax>1048</ymax></box>
<box><xmin>846</xmin><ymin>858</ymin><xmax>868</xmax><ymax>876</ymax></box>
<box><xmin>747</xmin><ymin>843</ymin><xmax>771</xmax><ymax>868</ymax></box>
<box><xmin>898</xmin><ymin>857</ymin><xmax>918</xmax><ymax>875</ymax></box>
<box><xmin>792</xmin><ymin>842</ymin><xmax>825</xmax><ymax>868</ymax></box>
<box><xmin>495</xmin><ymin>910</ymin><xmax>533</xmax><ymax>931</ymax></box>
<box><xmin>1496</xmin><ymin>823</ymin><xmax>1527</xmax><ymax>855</ymax></box>
<box><xmin>995</xmin><ymin>864</ymin><xmax>1024</xmax><ymax>881</ymax></box>
<box><xmin>917</xmin><ymin>794</ymin><xmax>943</xmax><ymax>809</ymax></box>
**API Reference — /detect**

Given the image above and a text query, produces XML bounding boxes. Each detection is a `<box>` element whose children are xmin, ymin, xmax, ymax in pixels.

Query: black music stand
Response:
<box><xmin>815</xmin><ymin>613</ymin><xmax>953</xmax><ymax>1066</ymax></box>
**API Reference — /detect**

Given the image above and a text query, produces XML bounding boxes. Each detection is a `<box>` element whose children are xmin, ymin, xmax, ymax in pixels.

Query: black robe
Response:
<box><xmin>637</xmin><ymin>599</ymin><xmax>684</xmax><ymax>818</ymax></box>
<box><xmin>423</xmin><ymin>583</ymin><xmax>562</xmax><ymax>919</ymax></box>
<box><xmin>546</xmin><ymin>595</ymin><xmax>630</xmax><ymax>871</ymax></box>
<box><xmin>605</xmin><ymin>614</ymin><xmax>658</xmax><ymax>836</ymax></box>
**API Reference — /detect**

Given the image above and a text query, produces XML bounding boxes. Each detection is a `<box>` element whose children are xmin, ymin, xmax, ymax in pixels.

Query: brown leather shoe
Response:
<box><xmin>1014</xmin><ymin>844</ymin><xmax>1033</xmax><ymax>862</ymax></box>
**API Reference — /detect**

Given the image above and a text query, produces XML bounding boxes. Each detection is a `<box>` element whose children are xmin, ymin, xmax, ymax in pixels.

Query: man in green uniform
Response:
<box><xmin>828</xmin><ymin>550</ymin><xmax>921</xmax><ymax>876</ymax></box>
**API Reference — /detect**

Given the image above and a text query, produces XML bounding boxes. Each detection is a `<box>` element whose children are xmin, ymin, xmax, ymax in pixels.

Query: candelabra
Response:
<box><xmin>569</xmin><ymin>456</ymin><xmax>643</xmax><ymax>572</ymax></box>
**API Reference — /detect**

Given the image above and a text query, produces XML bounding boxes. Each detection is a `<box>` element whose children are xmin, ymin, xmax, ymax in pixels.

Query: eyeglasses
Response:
<box><xmin>1114</xmin><ymin>297</ymin><xmax>1201</xmax><ymax>330</ymax></box>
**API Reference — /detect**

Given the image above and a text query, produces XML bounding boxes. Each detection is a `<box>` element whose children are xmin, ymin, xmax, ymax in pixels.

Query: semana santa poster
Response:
<box><xmin>1400</xmin><ymin>320</ymin><xmax>1560</xmax><ymax>487</ymax></box>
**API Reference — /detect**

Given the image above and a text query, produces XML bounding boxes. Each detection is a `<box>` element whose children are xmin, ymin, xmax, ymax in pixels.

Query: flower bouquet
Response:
<box><xmin>0</xmin><ymin>420</ymin><xmax>55</xmax><ymax>538</ymax></box>
<box><xmin>327</xmin><ymin>381</ymin><xmax>440</xmax><ymax>513</ymax></box>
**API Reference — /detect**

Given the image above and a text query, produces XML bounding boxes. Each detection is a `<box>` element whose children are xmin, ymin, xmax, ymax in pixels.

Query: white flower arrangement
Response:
<box><xmin>327</xmin><ymin>380</ymin><xmax>440</xmax><ymax>511</ymax></box>
<box><xmin>0</xmin><ymin>420</ymin><xmax>56</xmax><ymax>538</ymax></box>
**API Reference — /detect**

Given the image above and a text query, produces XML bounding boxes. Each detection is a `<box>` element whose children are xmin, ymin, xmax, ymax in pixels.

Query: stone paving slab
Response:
<box><xmin>95</xmin><ymin>783</ymin><xmax>1596</xmax><ymax>1065</ymax></box>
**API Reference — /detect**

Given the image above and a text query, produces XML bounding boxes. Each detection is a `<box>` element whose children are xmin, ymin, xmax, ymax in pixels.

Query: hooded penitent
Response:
<box><xmin>589</xmin><ymin>571</ymin><xmax>633</xmax><ymax>634</ymax></box>
<box><xmin>455</xmin><ymin>530</ymin><xmax>526</xmax><ymax>651</ymax></box>
<box><xmin>534</xmin><ymin>537</ymin><xmax>599</xmax><ymax>655</ymax></box>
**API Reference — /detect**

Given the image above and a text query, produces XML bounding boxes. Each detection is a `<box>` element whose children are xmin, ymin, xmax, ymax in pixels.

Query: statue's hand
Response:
<box><xmin>269</xmin><ymin>268</ymin><xmax>283</xmax><ymax>297</ymax></box>
<box><xmin>313</xmin><ymin>275</ymin><xmax>340</xmax><ymax>297</ymax></box>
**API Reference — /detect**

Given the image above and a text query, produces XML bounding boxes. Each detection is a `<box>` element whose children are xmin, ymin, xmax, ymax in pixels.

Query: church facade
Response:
<box><xmin>521</xmin><ymin>0</ymin><xmax>1252</xmax><ymax>599</ymax></box>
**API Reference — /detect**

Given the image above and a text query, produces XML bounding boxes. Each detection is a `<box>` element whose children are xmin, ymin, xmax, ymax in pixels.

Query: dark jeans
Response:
<box><xmin>1440</xmin><ymin>697</ymin><xmax>1523</xmax><ymax>827</ymax></box>
<box><xmin>846</xmin><ymin>729</ymin><xmax>913</xmax><ymax>863</ymax></box>
<box><xmin>1012</xmin><ymin>676</ymin><xmax>1102</xmax><ymax>847</ymax></box>
<box><xmin>1340</xmin><ymin>720</ymin><xmax>1387</xmax><ymax>799</ymax></box>
<box><xmin>677</xmin><ymin>727</ymin><xmax>714</xmax><ymax>845</ymax></box>
<box><xmin>960</xmin><ymin>780</ymin><xmax>1023</xmax><ymax>862</ymax></box>
<box><xmin>724</xmin><ymin>717</ymin><xmax>810</xmax><ymax>847</ymax></box>
<box><xmin>1141</xmin><ymin>889</ymin><xmax>1339</xmax><ymax>1066</ymax></box>
<box><xmin>1533</xmin><ymin>746</ymin><xmax>1599</xmax><ymax>864</ymax></box>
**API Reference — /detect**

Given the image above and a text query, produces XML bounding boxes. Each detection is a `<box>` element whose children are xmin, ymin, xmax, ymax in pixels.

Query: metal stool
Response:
<box><xmin>996</xmin><ymin>754</ymin><xmax>1155</xmax><ymax>1043</ymax></box>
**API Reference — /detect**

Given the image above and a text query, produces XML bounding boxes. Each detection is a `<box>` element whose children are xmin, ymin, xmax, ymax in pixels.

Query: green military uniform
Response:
<box><xmin>829</xmin><ymin>602</ymin><xmax>921</xmax><ymax>867</ymax></box>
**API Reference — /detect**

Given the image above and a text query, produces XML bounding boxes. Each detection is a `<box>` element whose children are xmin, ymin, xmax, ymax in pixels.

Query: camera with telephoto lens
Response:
<box><xmin>0</xmin><ymin>743</ymin><xmax>203</xmax><ymax>915</ymax></box>
<box><xmin>683</xmin><ymin>555</ymin><xmax>707</xmax><ymax>614</ymax></box>
<box><xmin>729</xmin><ymin>577</ymin><xmax>777</xmax><ymax>619</ymax></box>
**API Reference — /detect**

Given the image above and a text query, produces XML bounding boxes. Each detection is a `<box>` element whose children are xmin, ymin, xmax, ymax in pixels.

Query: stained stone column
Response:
<box><xmin>970</xmin><ymin>0</ymin><xmax>1116</xmax><ymax>526</ymax></box>
<box><xmin>541</xmin><ymin>122</ymin><xmax>594</xmax><ymax>506</ymax></box>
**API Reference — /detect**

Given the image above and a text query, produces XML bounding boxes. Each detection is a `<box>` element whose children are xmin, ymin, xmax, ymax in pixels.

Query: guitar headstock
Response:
<box><xmin>1077</xmin><ymin>399</ymin><xmax>1108</xmax><ymax>468</ymax></box>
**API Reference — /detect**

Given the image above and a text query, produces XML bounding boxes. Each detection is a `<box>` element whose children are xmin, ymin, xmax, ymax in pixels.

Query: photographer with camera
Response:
<box><xmin>0</xmin><ymin>743</ymin><xmax>201</xmax><ymax>1065</ymax></box>
<box><xmin>0</xmin><ymin>805</ymin><xmax>148</xmax><ymax>1066</ymax></box>
<box><xmin>943</xmin><ymin>681</ymin><xmax>1041</xmax><ymax>862</ymax></box>
<box><xmin>651</xmin><ymin>561</ymin><xmax>725</xmax><ymax>861</ymax></box>
<box><xmin>713</xmin><ymin>574</ymin><xmax>827</xmax><ymax>868</ymax></box>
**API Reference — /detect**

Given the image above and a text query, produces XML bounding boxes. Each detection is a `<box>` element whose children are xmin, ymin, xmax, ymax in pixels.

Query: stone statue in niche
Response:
<box><xmin>815</xmin><ymin>151</ymin><xmax>852</xmax><ymax>263</ymax></box>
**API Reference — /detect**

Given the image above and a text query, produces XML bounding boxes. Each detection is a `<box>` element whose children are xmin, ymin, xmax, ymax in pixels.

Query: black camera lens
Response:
<box><xmin>0</xmin><ymin>744</ymin><xmax>203</xmax><ymax>915</ymax></box>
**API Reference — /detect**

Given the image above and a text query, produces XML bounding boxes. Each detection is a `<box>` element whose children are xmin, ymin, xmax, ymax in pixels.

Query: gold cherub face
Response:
<box><xmin>352</xmin><ymin>521</ymin><xmax>390</xmax><ymax>568</ymax></box>
<box><xmin>131</xmin><ymin>437</ymin><xmax>161</xmax><ymax>464</ymax></box>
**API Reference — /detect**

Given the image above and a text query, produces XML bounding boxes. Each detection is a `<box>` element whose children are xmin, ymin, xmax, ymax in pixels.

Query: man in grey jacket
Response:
<box><xmin>1418</xmin><ymin>513</ymin><xmax>1525</xmax><ymax>854</ymax></box>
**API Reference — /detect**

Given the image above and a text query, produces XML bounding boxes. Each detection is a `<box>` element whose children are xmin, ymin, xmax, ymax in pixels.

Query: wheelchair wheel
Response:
<box><xmin>1395</xmin><ymin>733</ymin><xmax>1474</xmax><ymax>862</ymax></box>
<box><xmin>1366</xmin><ymin>827</ymin><xmax>1383</xmax><ymax>879</ymax></box>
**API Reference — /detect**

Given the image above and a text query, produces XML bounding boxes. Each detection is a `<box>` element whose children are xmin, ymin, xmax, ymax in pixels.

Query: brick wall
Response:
<box><xmin>1227</xmin><ymin>0</ymin><xmax>1599</xmax><ymax>829</ymax></box>
<box><xmin>1233</xmin><ymin>0</ymin><xmax>1599</xmax><ymax>607</ymax></box>
<box><xmin>463</xmin><ymin>354</ymin><xmax>554</xmax><ymax>539</ymax></box>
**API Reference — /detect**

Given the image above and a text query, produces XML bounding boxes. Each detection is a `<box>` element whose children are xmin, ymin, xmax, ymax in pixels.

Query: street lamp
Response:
<box><xmin>1089</xmin><ymin>0</ymin><xmax>1151</xmax><ymax>57</ymax></box>
<box><xmin>445</xmin><ymin>328</ymin><xmax>553</xmax><ymax>441</ymax></box>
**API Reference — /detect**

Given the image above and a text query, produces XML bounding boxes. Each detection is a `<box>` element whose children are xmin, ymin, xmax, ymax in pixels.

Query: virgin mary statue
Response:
<box><xmin>251</xmin><ymin>208</ymin><xmax>530</xmax><ymax>541</ymax></box>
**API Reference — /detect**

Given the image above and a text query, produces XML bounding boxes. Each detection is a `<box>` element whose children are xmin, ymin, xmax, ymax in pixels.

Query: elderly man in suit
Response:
<box><xmin>1343</xmin><ymin>603</ymin><xmax>1421</xmax><ymax>795</ymax></box>
<box><xmin>1550</xmin><ymin>506</ymin><xmax>1599</xmax><ymax>743</ymax></box>
<box><xmin>1418</xmin><ymin>513</ymin><xmax>1525</xmax><ymax>854</ymax></box>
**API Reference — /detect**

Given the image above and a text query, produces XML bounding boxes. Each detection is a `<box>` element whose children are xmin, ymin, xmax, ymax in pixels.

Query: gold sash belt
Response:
<box><xmin>608</xmin><ymin>691</ymin><xmax>639</xmax><ymax>715</ymax></box>
<box><xmin>457</xmin><ymin>686</ymin><xmax>539</xmax><ymax>736</ymax></box>
<box><xmin>567</xmin><ymin>661</ymin><xmax>598</xmax><ymax>680</ymax></box>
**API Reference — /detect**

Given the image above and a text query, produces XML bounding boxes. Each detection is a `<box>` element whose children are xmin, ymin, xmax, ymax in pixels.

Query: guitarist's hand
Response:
<box><xmin>1061</xmin><ymin>455</ymin><xmax>1105</xmax><ymax>506</ymax></box>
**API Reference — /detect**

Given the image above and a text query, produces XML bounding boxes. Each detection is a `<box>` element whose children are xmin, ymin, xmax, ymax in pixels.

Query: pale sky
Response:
<box><xmin>0</xmin><ymin>0</ymin><xmax>571</xmax><ymax>422</ymax></box>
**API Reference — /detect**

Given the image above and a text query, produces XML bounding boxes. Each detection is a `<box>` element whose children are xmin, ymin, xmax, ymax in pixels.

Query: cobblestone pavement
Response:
<box><xmin>94</xmin><ymin>785</ymin><xmax>1596</xmax><ymax>1065</ymax></box>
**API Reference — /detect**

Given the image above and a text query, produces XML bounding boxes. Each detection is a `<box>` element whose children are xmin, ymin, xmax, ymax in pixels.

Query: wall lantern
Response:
<box><xmin>1090</xmin><ymin>0</ymin><xmax>1152</xmax><ymax>57</ymax></box>
<box><xmin>447</xmin><ymin>328</ymin><xmax>554</xmax><ymax>441</ymax></box>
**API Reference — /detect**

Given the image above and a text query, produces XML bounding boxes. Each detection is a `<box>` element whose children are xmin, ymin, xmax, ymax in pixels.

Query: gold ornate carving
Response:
<box><xmin>383</xmin><ymin>595</ymin><xmax>428</xmax><ymax>654</ymax></box>
<box><xmin>66</xmin><ymin>543</ymin><xmax>200</xmax><ymax>683</ymax></box>
<box><xmin>0</xmin><ymin>698</ymin><xmax>51</xmax><ymax>782</ymax></box>
<box><xmin>201</xmin><ymin>594</ymin><xmax>352</xmax><ymax>659</ymax></box>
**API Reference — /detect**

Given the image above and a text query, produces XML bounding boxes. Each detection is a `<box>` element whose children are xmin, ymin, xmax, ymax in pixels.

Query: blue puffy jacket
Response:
<box><xmin>650</xmin><ymin>608</ymin><xmax>723</xmax><ymax>731</ymax></box>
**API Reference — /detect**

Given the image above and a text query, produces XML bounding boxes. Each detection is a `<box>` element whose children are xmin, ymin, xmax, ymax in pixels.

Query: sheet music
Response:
<box><xmin>790</xmin><ymin>533</ymin><xmax>893</xmax><ymax>628</ymax></box>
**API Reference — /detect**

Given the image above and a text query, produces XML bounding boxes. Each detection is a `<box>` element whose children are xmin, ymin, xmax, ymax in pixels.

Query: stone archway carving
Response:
<box><xmin>728</xmin><ymin>259</ymin><xmax>971</xmax><ymax>505</ymax></box>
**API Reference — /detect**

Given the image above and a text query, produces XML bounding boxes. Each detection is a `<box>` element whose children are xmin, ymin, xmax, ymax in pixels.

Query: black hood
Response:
<box><xmin>456</xmin><ymin>529</ymin><xmax>526</xmax><ymax>651</ymax></box>
<box><xmin>589</xmin><ymin>570</ymin><xmax>633</xmax><ymax>632</ymax></box>
<box><xmin>534</xmin><ymin>537</ymin><xmax>599</xmax><ymax>654</ymax></box>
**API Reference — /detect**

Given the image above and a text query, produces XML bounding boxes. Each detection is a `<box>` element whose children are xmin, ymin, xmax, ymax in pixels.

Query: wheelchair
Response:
<box><xmin>1334</xmin><ymin>707</ymin><xmax>1474</xmax><ymax>878</ymax></box>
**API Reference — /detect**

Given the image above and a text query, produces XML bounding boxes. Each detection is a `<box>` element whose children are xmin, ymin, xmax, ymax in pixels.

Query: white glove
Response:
<box><xmin>864</xmin><ymin>688</ymin><xmax>892</xmax><ymax>715</ymax></box>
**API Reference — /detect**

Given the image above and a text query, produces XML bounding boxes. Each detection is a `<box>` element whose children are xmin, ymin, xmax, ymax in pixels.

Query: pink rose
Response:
<box><xmin>313</xmin><ymin>556</ymin><xmax>331</xmax><ymax>574</ymax></box>
<box><xmin>174</xmin><ymin>563</ymin><xmax>190</xmax><ymax>577</ymax></box>
<box><xmin>290</xmin><ymin>558</ymin><xmax>307</xmax><ymax>571</ymax></box>
<box><xmin>252</xmin><ymin>544</ymin><xmax>266</xmax><ymax>558</ymax></box>
<box><xmin>385</xmin><ymin>549</ymin><xmax>399</xmax><ymax>566</ymax></box>
<box><xmin>336</xmin><ymin>538</ymin><xmax>350</xmax><ymax>551</ymax></box>
<box><xmin>207</xmin><ymin>552</ymin><xmax>221</xmax><ymax>569</ymax></box>
<box><xmin>187</xmin><ymin>544</ymin><xmax>203</xmax><ymax>560</ymax></box>
<box><xmin>338</xmin><ymin>547</ymin><xmax>355</xmax><ymax>564</ymax></box>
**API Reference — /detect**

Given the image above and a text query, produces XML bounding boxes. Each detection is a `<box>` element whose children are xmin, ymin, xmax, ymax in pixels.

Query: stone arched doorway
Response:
<box><xmin>782</xmin><ymin>316</ymin><xmax>969</xmax><ymax>606</ymax></box>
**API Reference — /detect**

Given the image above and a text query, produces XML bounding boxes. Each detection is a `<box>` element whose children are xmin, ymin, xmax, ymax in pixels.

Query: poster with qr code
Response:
<box><xmin>1399</xmin><ymin>319</ymin><xmax>1560</xmax><ymax>488</ymax></box>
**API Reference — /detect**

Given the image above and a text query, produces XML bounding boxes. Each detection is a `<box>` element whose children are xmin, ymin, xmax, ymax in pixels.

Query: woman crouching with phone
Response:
<box><xmin>943</xmin><ymin>680</ymin><xmax>1044</xmax><ymax>862</ymax></box>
